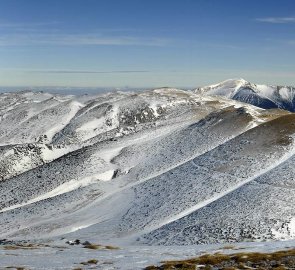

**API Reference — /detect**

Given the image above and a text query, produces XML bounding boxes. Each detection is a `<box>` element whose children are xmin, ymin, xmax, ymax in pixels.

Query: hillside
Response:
<box><xmin>0</xmin><ymin>87</ymin><xmax>294</xmax><ymax>248</ymax></box>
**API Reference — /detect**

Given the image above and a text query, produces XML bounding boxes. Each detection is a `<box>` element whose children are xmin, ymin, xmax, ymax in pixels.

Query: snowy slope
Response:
<box><xmin>196</xmin><ymin>78</ymin><xmax>295</xmax><ymax>111</ymax></box>
<box><xmin>0</xmin><ymin>86</ymin><xmax>294</xmax><ymax>248</ymax></box>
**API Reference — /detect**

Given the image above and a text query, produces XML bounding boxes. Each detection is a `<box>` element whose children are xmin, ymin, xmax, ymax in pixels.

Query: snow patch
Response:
<box><xmin>289</xmin><ymin>217</ymin><xmax>295</xmax><ymax>237</ymax></box>
<box><xmin>41</xmin><ymin>145</ymin><xmax>73</xmax><ymax>162</ymax></box>
<box><xmin>45</xmin><ymin>101</ymin><xmax>83</xmax><ymax>142</ymax></box>
<box><xmin>0</xmin><ymin>171</ymin><xmax>114</xmax><ymax>213</ymax></box>
<box><xmin>97</xmin><ymin>170</ymin><xmax>114</xmax><ymax>181</ymax></box>
<box><xmin>76</xmin><ymin>118</ymin><xmax>104</xmax><ymax>132</ymax></box>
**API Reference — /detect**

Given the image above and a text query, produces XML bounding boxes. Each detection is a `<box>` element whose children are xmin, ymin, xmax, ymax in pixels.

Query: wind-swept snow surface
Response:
<box><xmin>0</xmin><ymin>85</ymin><xmax>294</xmax><ymax>247</ymax></box>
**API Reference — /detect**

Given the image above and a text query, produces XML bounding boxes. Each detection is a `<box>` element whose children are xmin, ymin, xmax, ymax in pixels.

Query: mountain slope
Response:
<box><xmin>0</xmin><ymin>87</ymin><xmax>294</xmax><ymax>246</ymax></box>
<box><xmin>195</xmin><ymin>78</ymin><xmax>295</xmax><ymax>111</ymax></box>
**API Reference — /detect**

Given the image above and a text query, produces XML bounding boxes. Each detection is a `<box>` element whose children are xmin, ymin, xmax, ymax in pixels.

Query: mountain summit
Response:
<box><xmin>195</xmin><ymin>78</ymin><xmax>295</xmax><ymax>111</ymax></box>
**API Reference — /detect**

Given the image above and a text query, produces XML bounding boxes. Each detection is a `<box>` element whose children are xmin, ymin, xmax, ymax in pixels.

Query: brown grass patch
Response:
<box><xmin>105</xmin><ymin>245</ymin><xmax>120</xmax><ymax>250</ymax></box>
<box><xmin>80</xmin><ymin>259</ymin><xmax>98</xmax><ymax>265</ymax></box>
<box><xmin>83</xmin><ymin>244</ymin><xmax>104</xmax><ymax>250</ymax></box>
<box><xmin>222</xmin><ymin>245</ymin><xmax>236</xmax><ymax>250</ymax></box>
<box><xmin>83</xmin><ymin>243</ymin><xmax>119</xmax><ymax>250</ymax></box>
<box><xmin>5</xmin><ymin>267</ymin><xmax>26</xmax><ymax>270</ymax></box>
<box><xmin>3</xmin><ymin>243</ymin><xmax>44</xmax><ymax>250</ymax></box>
<box><xmin>145</xmin><ymin>249</ymin><xmax>295</xmax><ymax>270</ymax></box>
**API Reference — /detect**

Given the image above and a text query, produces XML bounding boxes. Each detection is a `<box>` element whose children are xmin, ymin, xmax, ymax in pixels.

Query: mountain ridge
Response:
<box><xmin>195</xmin><ymin>78</ymin><xmax>295</xmax><ymax>111</ymax></box>
<box><xmin>0</xmin><ymin>86</ymin><xmax>294</xmax><ymax>246</ymax></box>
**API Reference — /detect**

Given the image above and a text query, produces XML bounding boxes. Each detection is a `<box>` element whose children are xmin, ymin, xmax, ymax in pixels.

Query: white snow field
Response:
<box><xmin>0</xmin><ymin>82</ymin><xmax>294</xmax><ymax>269</ymax></box>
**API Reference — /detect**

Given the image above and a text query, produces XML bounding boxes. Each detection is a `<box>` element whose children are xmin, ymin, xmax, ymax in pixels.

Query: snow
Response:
<box><xmin>11</xmin><ymin>154</ymin><xmax>33</xmax><ymax>173</ymax></box>
<box><xmin>0</xmin><ymin>239</ymin><xmax>294</xmax><ymax>270</ymax></box>
<box><xmin>279</xmin><ymin>87</ymin><xmax>295</xmax><ymax>101</ymax></box>
<box><xmin>198</xmin><ymin>78</ymin><xmax>249</xmax><ymax>97</ymax></box>
<box><xmin>97</xmin><ymin>169</ymin><xmax>114</xmax><ymax>181</ymax></box>
<box><xmin>0</xmin><ymin>86</ymin><xmax>294</xmax><ymax>258</ymax></box>
<box><xmin>255</xmin><ymin>84</ymin><xmax>277</xmax><ymax>102</ymax></box>
<box><xmin>3</xmin><ymin>149</ymin><xmax>14</xmax><ymax>157</ymax></box>
<box><xmin>197</xmin><ymin>78</ymin><xmax>295</xmax><ymax>112</ymax></box>
<box><xmin>40</xmin><ymin>145</ymin><xmax>73</xmax><ymax>162</ymax></box>
<box><xmin>290</xmin><ymin>218</ymin><xmax>295</xmax><ymax>237</ymax></box>
<box><xmin>149</xmin><ymin>102</ymin><xmax>160</xmax><ymax>117</ymax></box>
<box><xmin>76</xmin><ymin>117</ymin><xmax>104</xmax><ymax>132</ymax></box>
<box><xmin>45</xmin><ymin>101</ymin><xmax>83</xmax><ymax>142</ymax></box>
<box><xmin>0</xmin><ymin>170</ymin><xmax>114</xmax><ymax>213</ymax></box>
<box><xmin>148</xmin><ymin>144</ymin><xmax>295</xmax><ymax>232</ymax></box>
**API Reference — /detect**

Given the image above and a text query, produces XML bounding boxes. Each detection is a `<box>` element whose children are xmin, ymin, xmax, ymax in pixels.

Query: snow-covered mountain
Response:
<box><xmin>195</xmin><ymin>78</ymin><xmax>295</xmax><ymax>111</ymax></box>
<box><xmin>0</xmin><ymin>87</ymin><xmax>294</xmax><ymax>247</ymax></box>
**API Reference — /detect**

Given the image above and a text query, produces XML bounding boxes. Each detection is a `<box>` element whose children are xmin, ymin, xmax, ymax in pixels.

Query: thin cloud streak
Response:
<box><xmin>0</xmin><ymin>33</ymin><xmax>240</xmax><ymax>49</ymax></box>
<box><xmin>0</xmin><ymin>21</ymin><xmax>60</xmax><ymax>28</ymax></box>
<box><xmin>0</xmin><ymin>33</ymin><xmax>170</xmax><ymax>47</ymax></box>
<box><xmin>256</xmin><ymin>17</ymin><xmax>295</xmax><ymax>23</ymax></box>
<box><xmin>31</xmin><ymin>70</ymin><xmax>150</xmax><ymax>74</ymax></box>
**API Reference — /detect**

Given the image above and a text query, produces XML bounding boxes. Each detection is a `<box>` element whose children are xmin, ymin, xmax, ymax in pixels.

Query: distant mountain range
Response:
<box><xmin>196</xmin><ymin>78</ymin><xmax>295</xmax><ymax>111</ymax></box>
<box><xmin>0</xmin><ymin>84</ymin><xmax>294</xmax><ymax>245</ymax></box>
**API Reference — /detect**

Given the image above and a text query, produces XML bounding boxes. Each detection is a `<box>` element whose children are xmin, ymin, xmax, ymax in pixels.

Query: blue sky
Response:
<box><xmin>0</xmin><ymin>0</ymin><xmax>295</xmax><ymax>88</ymax></box>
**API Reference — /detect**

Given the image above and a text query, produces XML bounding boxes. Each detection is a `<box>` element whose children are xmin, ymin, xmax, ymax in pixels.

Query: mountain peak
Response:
<box><xmin>196</xmin><ymin>78</ymin><xmax>253</xmax><ymax>98</ymax></box>
<box><xmin>218</xmin><ymin>78</ymin><xmax>249</xmax><ymax>85</ymax></box>
<box><xmin>195</xmin><ymin>79</ymin><xmax>295</xmax><ymax>111</ymax></box>
<box><xmin>200</xmin><ymin>78</ymin><xmax>250</xmax><ymax>90</ymax></box>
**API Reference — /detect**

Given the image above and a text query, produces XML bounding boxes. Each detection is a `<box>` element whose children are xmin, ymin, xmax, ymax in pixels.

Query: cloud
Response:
<box><xmin>256</xmin><ymin>17</ymin><xmax>295</xmax><ymax>23</ymax></box>
<box><xmin>0</xmin><ymin>21</ymin><xmax>169</xmax><ymax>47</ymax></box>
<box><xmin>0</xmin><ymin>21</ymin><xmax>59</xmax><ymax>28</ymax></box>
<box><xmin>31</xmin><ymin>70</ymin><xmax>150</xmax><ymax>74</ymax></box>
<box><xmin>0</xmin><ymin>33</ymin><xmax>170</xmax><ymax>47</ymax></box>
